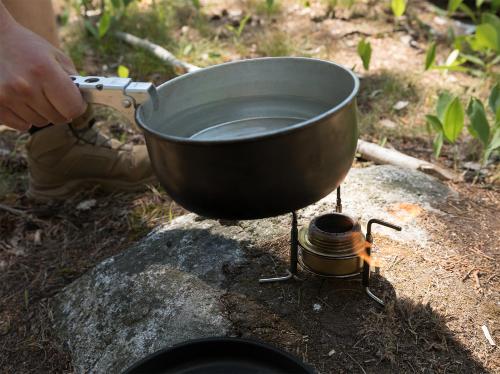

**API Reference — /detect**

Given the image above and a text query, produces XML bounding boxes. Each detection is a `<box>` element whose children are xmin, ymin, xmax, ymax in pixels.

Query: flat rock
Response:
<box><xmin>53</xmin><ymin>165</ymin><xmax>455</xmax><ymax>373</ymax></box>
<box><xmin>53</xmin><ymin>217</ymin><xmax>247</xmax><ymax>373</ymax></box>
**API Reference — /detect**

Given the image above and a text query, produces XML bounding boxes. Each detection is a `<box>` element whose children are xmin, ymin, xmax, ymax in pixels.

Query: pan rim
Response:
<box><xmin>123</xmin><ymin>336</ymin><xmax>315</xmax><ymax>373</ymax></box>
<box><xmin>136</xmin><ymin>56</ymin><xmax>359</xmax><ymax>145</ymax></box>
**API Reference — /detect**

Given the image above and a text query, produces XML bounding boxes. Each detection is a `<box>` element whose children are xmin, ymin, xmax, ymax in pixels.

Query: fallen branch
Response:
<box><xmin>115</xmin><ymin>31</ymin><xmax>201</xmax><ymax>74</ymax></box>
<box><xmin>357</xmin><ymin>140</ymin><xmax>462</xmax><ymax>182</ymax></box>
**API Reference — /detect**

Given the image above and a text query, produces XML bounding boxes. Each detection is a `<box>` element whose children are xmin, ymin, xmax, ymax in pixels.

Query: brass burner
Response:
<box><xmin>298</xmin><ymin>213</ymin><xmax>366</xmax><ymax>276</ymax></box>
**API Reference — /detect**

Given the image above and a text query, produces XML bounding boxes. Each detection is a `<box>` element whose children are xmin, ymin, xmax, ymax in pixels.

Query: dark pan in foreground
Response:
<box><xmin>124</xmin><ymin>337</ymin><xmax>315</xmax><ymax>374</ymax></box>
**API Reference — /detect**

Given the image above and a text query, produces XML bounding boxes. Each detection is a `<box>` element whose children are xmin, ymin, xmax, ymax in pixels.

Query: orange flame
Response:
<box><xmin>358</xmin><ymin>241</ymin><xmax>380</xmax><ymax>267</ymax></box>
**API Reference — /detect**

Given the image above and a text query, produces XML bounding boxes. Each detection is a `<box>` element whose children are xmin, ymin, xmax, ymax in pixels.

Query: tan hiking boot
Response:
<box><xmin>25</xmin><ymin>119</ymin><xmax>155</xmax><ymax>201</ymax></box>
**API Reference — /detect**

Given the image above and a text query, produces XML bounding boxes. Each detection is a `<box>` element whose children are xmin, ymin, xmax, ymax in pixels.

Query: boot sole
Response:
<box><xmin>27</xmin><ymin>175</ymin><xmax>158</xmax><ymax>202</ymax></box>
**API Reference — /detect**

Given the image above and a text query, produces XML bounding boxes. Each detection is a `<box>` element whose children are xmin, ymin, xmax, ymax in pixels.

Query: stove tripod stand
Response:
<box><xmin>259</xmin><ymin>187</ymin><xmax>402</xmax><ymax>307</ymax></box>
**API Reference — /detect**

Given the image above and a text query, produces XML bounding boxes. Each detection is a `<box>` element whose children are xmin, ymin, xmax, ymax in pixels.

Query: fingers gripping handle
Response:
<box><xmin>71</xmin><ymin>76</ymin><xmax>159</xmax><ymax>124</ymax></box>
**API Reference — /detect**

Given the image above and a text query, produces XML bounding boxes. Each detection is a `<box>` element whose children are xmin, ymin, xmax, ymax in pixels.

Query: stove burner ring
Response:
<box><xmin>299</xmin><ymin>213</ymin><xmax>367</xmax><ymax>276</ymax></box>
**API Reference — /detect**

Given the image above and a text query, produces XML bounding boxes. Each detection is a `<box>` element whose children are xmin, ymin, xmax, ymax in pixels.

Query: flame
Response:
<box><xmin>358</xmin><ymin>241</ymin><xmax>380</xmax><ymax>267</ymax></box>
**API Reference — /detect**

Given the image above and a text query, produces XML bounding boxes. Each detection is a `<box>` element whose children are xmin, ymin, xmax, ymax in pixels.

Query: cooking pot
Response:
<box><xmin>73</xmin><ymin>57</ymin><xmax>359</xmax><ymax>219</ymax></box>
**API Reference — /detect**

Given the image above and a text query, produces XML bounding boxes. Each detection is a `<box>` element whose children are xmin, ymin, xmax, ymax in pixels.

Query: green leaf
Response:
<box><xmin>489</xmin><ymin>84</ymin><xmax>500</xmax><ymax>121</ymax></box>
<box><xmin>425</xmin><ymin>42</ymin><xmax>436</xmax><ymax>70</ymax></box>
<box><xmin>467</xmin><ymin>98</ymin><xmax>490</xmax><ymax>146</ymax></box>
<box><xmin>467</xmin><ymin>121</ymin><xmax>479</xmax><ymax>139</ymax></box>
<box><xmin>448</xmin><ymin>0</ymin><xmax>463</xmax><ymax>13</ymax></box>
<box><xmin>458</xmin><ymin>4</ymin><xmax>476</xmax><ymax>23</ymax></box>
<box><xmin>481</xmin><ymin>13</ymin><xmax>500</xmax><ymax>30</ymax></box>
<box><xmin>391</xmin><ymin>0</ymin><xmax>406</xmax><ymax>17</ymax></box>
<box><xmin>475</xmin><ymin>23</ymin><xmax>499</xmax><ymax>52</ymax></box>
<box><xmin>437</xmin><ymin>92</ymin><xmax>454</xmax><ymax>122</ymax></box>
<box><xmin>59</xmin><ymin>7</ymin><xmax>70</xmax><ymax>26</ymax></box>
<box><xmin>432</xmin><ymin>64</ymin><xmax>469</xmax><ymax>72</ymax></box>
<box><xmin>237</xmin><ymin>14</ymin><xmax>251</xmax><ymax>37</ymax></box>
<box><xmin>98</xmin><ymin>11</ymin><xmax>111</xmax><ymax>39</ymax></box>
<box><xmin>117</xmin><ymin>65</ymin><xmax>130</xmax><ymax>78</ymax></box>
<box><xmin>433</xmin><ymin>132</ymin><xmax>444</xmax><ymax>158</ymax></box>
<box><xmin>491</xmin><ymin>54</ymin><xmax>500</xmax><ymax>66</ymax></box>
<box><xmin>266</xmin><ymin>0</ymin><xmax>275</xmax><ymax>11</ymax></box>
<box><xmin>357</xmin><ymin>39</ymin><xmax>372</xmax><ymax>71</ymax></box>
<box><xmin>476</xmin><ymin>0</ymin><xmax>485</xmax><ymax>8</ymax></box>
<box><xmin>489</xmin><ymin>128</ymin><xmax>500</xmax><ymax>149</ymax></box>
<box><xmin>453</xmin><ymin>34</ymin><xmax>467</xmax><ymax>50</ymax></box>
<box><xmin>191</xmin><ymin>0</ymin><xmax>201</xmax><ymax>9</ymax></box>
<box><xmin>460</xmin><ymin>53</ymin><xmax>486</xmax><ymax>66</ymax></box>
<box><xmin>485</xmin><ymin>127</ymin><xmax>500</xmax><ymax>161</ymax></box>
<box><xmin>479</xmin><ymin>14</ymin><xmax>500</xmax><ymax>51</ymax></box>
<box><xmin>84</xmin><ymin>20</ymin><xmax>99</xmax><ymax>39</ymax></box>
<box><xmin>443</xmin><ymin>97</ymin><xmax>464</xmax><ymax>143</ymax></box>
<box><xmin>111</xmin><ymin>0</ymin><xmax>121</xmax><ymax>8</ymax></box>
<box><xmin>426</xmin><ymin>115</ymin><xmax>443</xmax><ymax>132</ymax></box>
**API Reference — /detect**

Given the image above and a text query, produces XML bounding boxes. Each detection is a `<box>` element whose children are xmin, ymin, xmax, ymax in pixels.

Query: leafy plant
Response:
<box><xmin>357</xmin><ymin>39</ymin><xmax>372</xmax><ymax>70</ymax></box>
<box><xmin>426</xmin><ymin>92</ymin><xmax>465</xmax><ymax>159</ymax></box>
<box><xmin>447</xmin><ymin>0</ymin><xmax>500</xmax><ymax>22</ymax></box>
<box><xmin>80</xmin><ymin>0</ymin><xmax>136</xmax><ymax>39</ymax></box>
<box><xmin>425</xmin><ymin>41</ymin><xmax>437</xmax><ymax>70</ymax></box>
<box><xmin>428</xmin><ymin>4</ymin><xmax>500</xmax><ymax>75</ymax></box>
<box><xmin>466</xmin><ymin>84</ymin><xmax>500</xmax><ymax>164</ymax></box>
<box><xmin>391</xmin><ymin>0</ymin><xmax>406</xmax><ymax>17</ymax></box>
<box><xmin>98</xmin><ymin>11</ymin><xmax>111</xmax><ymax>38</ymax></box>
<box><xmin>448</xmin><ymin>0</ymin><xmax>464</xmax><ymax>14</ymax></box>
<box><xmin>226</xmin><ymin>14</ymin><xmax>251</xmax><ymax>39</ymax></box>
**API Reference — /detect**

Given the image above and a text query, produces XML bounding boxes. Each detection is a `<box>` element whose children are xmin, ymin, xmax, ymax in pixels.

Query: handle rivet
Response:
<box><xmin>122</xmin><ymin>99</ymin><xmax>132</xmax><ymax>108</ymax></box>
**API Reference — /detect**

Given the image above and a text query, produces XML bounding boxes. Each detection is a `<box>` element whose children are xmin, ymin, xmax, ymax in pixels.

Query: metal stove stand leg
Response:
<box><xmin>259</xmin><ymin>211</ymin><xmax>299</xmax><ymax>284</ymax></box>
<box><xmin>363</xmin><ymin>219</ymin><xmax>402</xmax><ymax>307</ymax></box>
<box><xmin>336</xmin><ymin>186</ymin><xmax>342</xmax><ymax>213</ymax></box>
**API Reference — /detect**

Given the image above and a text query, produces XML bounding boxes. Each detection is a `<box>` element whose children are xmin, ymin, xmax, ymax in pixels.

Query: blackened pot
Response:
<box><xmin>136</xmin><ymin>58</ymin><xmax>359</xmax><ymax>219</ymax></box>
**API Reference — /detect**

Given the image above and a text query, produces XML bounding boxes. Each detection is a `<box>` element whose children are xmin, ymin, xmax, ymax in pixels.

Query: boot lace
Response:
<box><xmin>69</xmin><ymin>120</ymin><xmax>122</xmax><ymax>150</ymax></box>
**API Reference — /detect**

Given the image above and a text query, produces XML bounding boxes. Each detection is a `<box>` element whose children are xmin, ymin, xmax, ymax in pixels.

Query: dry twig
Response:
<box><xmin>482</xmin><ymin>325</ymin><xmax>496</xmax><ymax>346</ymax></box>
<box><xmin>115</xmin><ymin>32</ymin><xmax>201</xmax><ymax>74</ymax></box>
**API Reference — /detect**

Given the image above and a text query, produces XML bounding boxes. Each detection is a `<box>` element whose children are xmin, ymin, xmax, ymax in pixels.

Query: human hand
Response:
<box><xmin>0</xmin><ymin>19</ymin><xmax>87</xmax><ymax>132</ymax></box>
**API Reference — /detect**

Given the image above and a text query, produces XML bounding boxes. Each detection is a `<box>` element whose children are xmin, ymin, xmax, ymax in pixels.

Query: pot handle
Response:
<box><xmin>71</xmin><ymin>76</ymin><xmax>159</xmax><ymax>125</ymax></box>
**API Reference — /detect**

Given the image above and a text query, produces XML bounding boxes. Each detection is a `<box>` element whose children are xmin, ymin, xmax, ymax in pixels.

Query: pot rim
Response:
<box><xmin>135</xmin><ymin>57</ymin><xmax>359</xmax><ymax>145</ymax></box>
